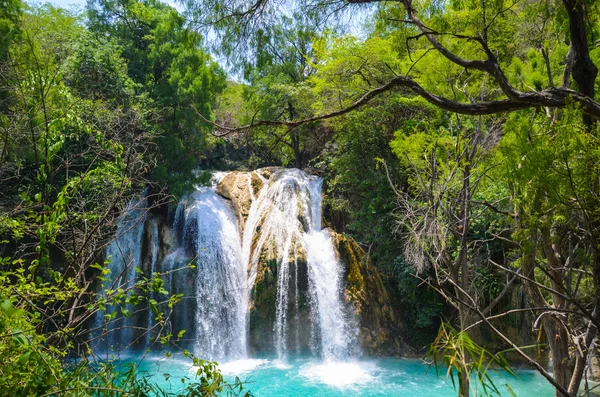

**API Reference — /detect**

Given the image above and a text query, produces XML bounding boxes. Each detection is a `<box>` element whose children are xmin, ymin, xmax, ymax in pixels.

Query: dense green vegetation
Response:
<box><xmin>0</xmin><ymin>0</ymin><xmax>237</xmax><ymax>394</ymax></box>
<box><xmin>0</xmin><ymin>0</ymin><xmax>599</xmax><ymax>395</ymax></box>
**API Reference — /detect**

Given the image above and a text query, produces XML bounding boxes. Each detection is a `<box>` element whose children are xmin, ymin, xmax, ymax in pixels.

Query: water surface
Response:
<box><xmin>123</xmin><ymin>353</ymin><xmax>554</xmax><ymax>396</ymax></box>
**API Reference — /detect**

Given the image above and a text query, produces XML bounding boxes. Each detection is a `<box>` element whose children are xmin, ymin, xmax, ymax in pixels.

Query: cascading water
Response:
<box><xmin>89</xmin><ymin>169</ymin><xmax>556</xmax><ymax>397</ymax></box>
<box><xmin>95</xmin><ymin>168</ymin><xmax>356</xmax><ymax>362</ymax></box>
<box><xmin>95</xmin><ymin>198</ymin><xmax>147</xmax><ymax>352</ymax></box>
<box><xmin>144</xmin><ymin>216</ymin><xmax>160</xmax><ymax>347</ymax></box>
<box><xmin>173</xmin><ymin>187</ymin><xmax>247</xmax><ymax>359</ymax></box>
<box><xmin>243</xmin><ymin>169</ymin><xmax>357</xmax><ymax>360</ymax></box>
<box><xmin>242</xmin><ymin>171</ymin><xmax>306</xmax><ymax>359</ymax></box>
<box><xmin>305</xmin><ymin>179</ymin><xmax>357</xmax><ymax>360</ymax></box>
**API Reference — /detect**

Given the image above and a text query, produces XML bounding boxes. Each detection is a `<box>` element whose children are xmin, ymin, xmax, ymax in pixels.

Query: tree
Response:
<box><xmin>317</xmin><ymin>94</ymin><xmax>446</xmax><ymax>347</ymax></box>
<box><xmin>200</xmin><ymin>7</ymin><xmax>336</xmax><ymax>168</ymax></box>
<box><xmin>389</xmin><ymin>111</ymin><xmax>522</xmax><ymax>397</ymax></box>
<box><xmin>490</xmin><ymin>108</ymin><xmax>600</xmax><ymax>396</ymax></box>
<box><xmin>0</xmin><ymin>4</ymin><xmax>154</xmax><ymax>393</ymax></box>
<box><xmin>87</xmin><ymin>0</ymin><xmax>226</xmax><ymax>195</ymax></box>
<box><xmin>0</xmin><ymin>3</ymin><xmax>253</xmax><ymax>395</ymax></box>
<box><xmin>191</xmin><ymin>0</ymin><xmax>599</xmax><ymax>128</ymax></box>
<box><xmin>0</xmin><ymin>0</ymin><xmax>22</xmax><ymax>117</ymax></box>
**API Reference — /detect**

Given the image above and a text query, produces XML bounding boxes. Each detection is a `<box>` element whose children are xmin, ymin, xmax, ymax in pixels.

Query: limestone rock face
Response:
<box><xmin>216</xmin><ymin>171</ymin><xmax>264</xmax><ymax>233</ymax></box>
<box><xmin>331</xmin><ymin>231</ymin><xmax>407</xmax><ymax>356</ymax></box>
<box><xmin>158</xmin><ymin>222</ymin><xmax>174</xmax><ymax>260</ymax></box>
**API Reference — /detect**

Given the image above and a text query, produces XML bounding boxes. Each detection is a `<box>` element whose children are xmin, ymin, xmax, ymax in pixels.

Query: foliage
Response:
<box><xmin>0</xmin><ymin>289</ymin><xmax>59</xmax><ymax>395</ymax></box>
<box><xmin>312</xmin><ymin>93</ymin><xmax>446</xmax><ymax>345</ymax></box>
<box><xmin>0</xmin><ymin>1</ymin><xmax>245</xmax><ymax>396</ymax></box>
<box><xmin>0</xmin><ymin>0</ymin><xmax>22</xmax><ymax>114</ymax></box>
<box><xmin>309</xmin><ymin>34</ymin><xmax>403</xmax><ymax>112</ymax></box>
<box><xmin>179</xmin><ymin>0</ymin><xmax>600</xmax><ymax>393</ymax></box>
<box><xmin>63</xmin><ymin>34</ymin><xmax>139</xmax><ymax>104</ymax></box>
<box><xmin>428</xmin><ymin>322</ymin><xmax>517</xmax><ymax>397</ymax></box>
<box><xmin>1</xmin><ymin>0</ymin><xmax>600</xmax><ymax>395</ymax></box>
<box><xmin>205</xmin><ymin>11</ymin><xmax>331</xmax><ymax>169</ymax></box>
<box><xmin>87</xmin><ymin>0</ymin><xmax>226</xmax><ymax>196</ymax></box>
<box><xmin>0</xmin><ymin>255</ymin><xmax>250</xmax><ymax>396</ymax></box>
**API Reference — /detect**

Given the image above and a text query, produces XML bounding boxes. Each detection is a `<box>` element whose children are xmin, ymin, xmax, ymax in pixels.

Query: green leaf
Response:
<box><xmin>17</xmin><ymin>351</ymin><xmax>32</xmax><ymax>366</ymax></box>
<box><xmin>13</xmin><ymin>331</ymin><xmax>29</xmax><ymax>346</ymax></box>
<box><xmin>0</xmin><ymin>300</ymin><xmax>14</xmax><ymax>316</ymax></box>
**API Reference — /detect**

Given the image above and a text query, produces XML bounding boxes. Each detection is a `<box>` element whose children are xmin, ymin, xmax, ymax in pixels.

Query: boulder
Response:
<box><xmin>216</xmin><ymin>171</ymin><xmax>264</xmax><ymax>233</ymax></box>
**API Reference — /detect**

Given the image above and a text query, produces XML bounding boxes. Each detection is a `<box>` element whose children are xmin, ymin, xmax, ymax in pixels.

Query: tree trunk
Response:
<box><xmin>570</xmin><ymin>247</ymin><xmax>600</xmax><ymax>394</ymax></box>
<box><xmin>450</xmin><ymin>148</ymin><xmax>474</xmax><ymax>397</ymax></box>
<box><xmin>287</xmin><ymin>101</ymin><xmax>302</xmax><ymax>168</ymax></box>
<box><xmin>543</xmin><ymin>320</ymin><xmax>572</xmax><ymax>397</ymax></box>
<box><xmin>568</xmin><ymin>306</ymin><xmax>598</xmax><ymax>395</ymax></box>
<box><xmin>291</xmin><ymin>129</ymin><xmax>302</xmax><ymax>169</ymax></box>
<box><xmin>561</xmin><ymin>0</ymin><xmax>598</xmax><ymax>127</ymax></box>
<box><xmin>522</xmin><ymin>241</ymin><xmax>576</xmax><ymax>397</ymax></box>
<box><xmin>450</xmin><ymin>262</ymin><xmax>471</xmax><ymax>397</ymax></box>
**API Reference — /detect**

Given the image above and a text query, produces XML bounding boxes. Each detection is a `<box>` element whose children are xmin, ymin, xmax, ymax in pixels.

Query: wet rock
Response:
<box><xmin>331</xmin><ymin>231</ymin><xmax>408</xmax><ymax>356</ymax></box>
<box><xmin>216</xmin><ymin>171</ymin><xmax>263</xmax><ymax>232</ymax></box>
<box><xmin>248</xmin><ymin>226</ymin><xmax>310</xmax><ymax>353</ymax></box>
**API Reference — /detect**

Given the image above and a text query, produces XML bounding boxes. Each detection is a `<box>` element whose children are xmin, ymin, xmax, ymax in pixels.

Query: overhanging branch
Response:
<box><xmin>195</xmin><ymin>75</ymin><xmax>600</xmax><ymax>136</ymax></box>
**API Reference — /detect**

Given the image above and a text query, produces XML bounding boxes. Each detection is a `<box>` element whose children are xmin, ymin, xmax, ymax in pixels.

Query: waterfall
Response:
<box><xmin>95</xmin><ymin>198</ymin><xmax>147</xmax><ymax>352</ymax></box>
<box><xmin>242</xmin><ymin>170</ymin><xmax>307</xmax><ymax>359</ymax></box>
<box><xmin>145</xmin><ymin>217</ymin><xmax>160</xmax><ymax>347</ymax></box>
<box><xmin>243</xmin><ymin>169</ymin><xmax>357</xmax><ymax>360</ymax></box>
<box><xmin>95</xmin><ymin>169</ymin><xmax>356</xmax><ymax>362</ymax></box>
<box><xmin>173</xmin><ymin>187</ymin><xmax>247</xmax><ymax>359</ymax></box>
<box><xmin>305</xmin><ymin>179</ymin><xmax>357</xmax><ymax>360</ymax></box>
<box><xmin>160</xmin><ymin>247</ymin><xmax>192</xmax><ymax>343</ymax></box>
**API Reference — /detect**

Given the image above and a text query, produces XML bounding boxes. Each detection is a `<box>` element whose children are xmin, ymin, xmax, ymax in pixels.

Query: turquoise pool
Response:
<box><xmin>115</xmin><ymin>353</ymin><xmax>555</xmax><ymax>396</ymax></box>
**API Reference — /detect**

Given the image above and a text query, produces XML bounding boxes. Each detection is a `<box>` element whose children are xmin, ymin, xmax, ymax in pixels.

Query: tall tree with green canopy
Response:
<box><xmin>489</xmin><ymin>108</ymin><xmax>600</xmax><ymax>397</ymax></box>
<box><xmin>0</xmin><ymin>3</ymin><xmax>154</xmax><ymax>393</ymax></box>
<box><xmin>87</xmin><ymin>0</ymin><xmax>226</xmax><ymax>194</ymax></box>
<box><xmin>199</xmin><ymin>4</ymin><xmax>334</xmax><ymax>168</ymax></box>
<box><xmin>190</xmin><ymin>0</ymin><xmax>599</xmax><ymax>128</ymax></box>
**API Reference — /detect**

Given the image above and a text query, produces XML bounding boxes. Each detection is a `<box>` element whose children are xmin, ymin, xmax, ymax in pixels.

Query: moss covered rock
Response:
<box><xmin>331</xmin><ymin>231</ymin><xmax>408</xmax><ymax>356</ymax></box>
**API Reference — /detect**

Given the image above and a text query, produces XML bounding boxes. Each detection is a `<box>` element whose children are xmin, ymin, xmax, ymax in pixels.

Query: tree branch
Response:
<box><xmin>196</xmin><ymin>73</ymin><xmax>600</xmax><ymax>137</ymax></box>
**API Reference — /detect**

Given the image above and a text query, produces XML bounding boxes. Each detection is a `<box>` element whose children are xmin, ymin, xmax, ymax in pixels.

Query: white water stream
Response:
<box><xmin>242</xmin><ymin>169</ymin><xmax>356</xmax><ymax>360</ymax></box>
